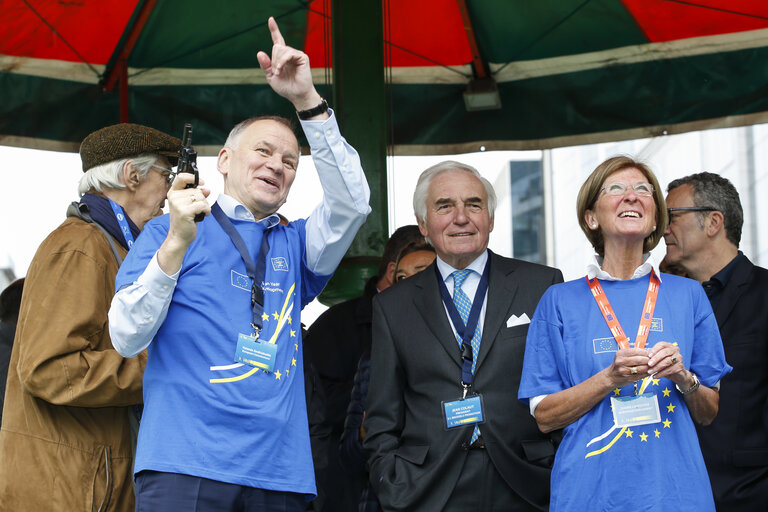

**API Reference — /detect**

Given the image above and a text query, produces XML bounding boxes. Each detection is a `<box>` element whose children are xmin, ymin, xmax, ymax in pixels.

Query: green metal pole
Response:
<box><xmin>318</xmin><ymin>0</ymin><xmax>388</xmax><ymax>305</ymax></box>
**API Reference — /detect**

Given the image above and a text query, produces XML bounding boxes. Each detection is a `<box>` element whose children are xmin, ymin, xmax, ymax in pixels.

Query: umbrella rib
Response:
<box><xmin>19</xmin><ymin>0</ymin><xmax>101</xmax><ymax>78</ymax></box>
<box><xmin>383</xmin><ymin>41</ymin><xmax>471</xmax><ymax>78</ymax></box>
<box><xmin>493</xmin><ymin>0</ymin><xmax>593</xmax><ymax>76</ymax></box>
<box><xmin>299</xmin><ymin>0</ymin><xmax>466</xmax><ymax>77</ymax></box>
<box><xmin>665</xmin><ymin>0</ymin><xmax>768</xmax><ymax>21</ymax></box>
<box><xmin>304</xmin><ymin>0</ymin><xmax>470</xmax><ymax>78</ymax></box>
<box><xmin>126</xmin><ymin>0</ymin><xmax>468</xmax><ymax>81</ymax></box>
<box><xmin>129</xmin><ymin>6</ymin><xmax>306</xmax><ymax>79</ymax></box>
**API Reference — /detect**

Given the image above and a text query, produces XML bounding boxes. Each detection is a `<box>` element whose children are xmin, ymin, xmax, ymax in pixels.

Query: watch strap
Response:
<box><xmin>296</xmin><ymin>98</ymin><xmax>329</xmax><ymax>120</ymax></box>
<box><xmin>676</xmin><ymin>372</ymin><xmax>701</xmax><ymax>395</ymax></box>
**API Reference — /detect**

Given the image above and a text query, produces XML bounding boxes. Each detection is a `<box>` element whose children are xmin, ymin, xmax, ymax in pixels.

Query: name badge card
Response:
<box><xmin>235</xmin><ymin>333</ymin><xmax>277</xmax><ymax>372</ymax></box>
<box><xmin>442</xmin><ymin>394</ymin><xmax>485</xmax><ymax>430</ymax></box>
<box><xmin>611</xmin><ymin>393</ymin><xmax>661</xmax><ymax>428</ymax></box>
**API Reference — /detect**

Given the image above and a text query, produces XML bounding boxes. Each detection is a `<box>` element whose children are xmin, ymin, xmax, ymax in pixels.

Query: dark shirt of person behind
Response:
<box><xmin>0</xmin><ymin>278</ymin><xmax>24</xmax><ymax>425</ymax></box>
<box><xmin>339</xmin><ymin>241</ymin><xmax>436</xmax><ymax>512</ymax></box>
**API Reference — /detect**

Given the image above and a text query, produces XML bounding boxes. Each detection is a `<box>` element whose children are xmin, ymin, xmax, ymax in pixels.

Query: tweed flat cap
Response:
<box><xmin>80</xmin><ymin>123</ymin><xmax>182</xmax><ymax>172</ymax></box>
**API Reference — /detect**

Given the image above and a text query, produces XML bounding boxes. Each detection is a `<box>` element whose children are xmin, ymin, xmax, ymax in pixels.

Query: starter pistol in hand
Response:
<box><xmin>178</xmin><ymin>123</ymin><xmax>204</xmax><ymax>222</ymax></box>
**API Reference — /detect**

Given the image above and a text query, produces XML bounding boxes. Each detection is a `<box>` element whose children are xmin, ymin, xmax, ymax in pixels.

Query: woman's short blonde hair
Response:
<box><xmin>575</xmin><ymin>156</ymin><xmax>668</xmax><ymax>257</ymax></box>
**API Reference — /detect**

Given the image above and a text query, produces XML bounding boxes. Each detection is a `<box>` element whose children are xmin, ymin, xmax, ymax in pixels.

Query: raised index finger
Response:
<box><xmin>268</xmin><ymin>16</ymin><xmax>285</xmax><ymax>46</ymax></box>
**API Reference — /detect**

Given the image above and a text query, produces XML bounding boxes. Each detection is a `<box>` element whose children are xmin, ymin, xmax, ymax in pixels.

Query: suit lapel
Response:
<box><xmin>413</xmin><ymin>262</ymin><xmax>463</xmax><ymax>368</ymax></box>
<box><xmin>715</xmin><ymin>255</ymin><xmax>753</xmax><ymax>329</ymax></box>
<box><xmin>476</xmin><ymin>252</ymin><xmax>519</xmax><ymax>371</ymax></box>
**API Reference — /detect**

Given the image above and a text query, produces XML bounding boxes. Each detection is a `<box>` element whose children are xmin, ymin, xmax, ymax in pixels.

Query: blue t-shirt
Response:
<box><xmin>519</xmin><ymin>274</ymin><xmax>731</xmax><ymax>512</ymax></box>
<box><xmin>116</xmin><ymin>212</ymin><xmax>329</xmax><ymax>496</ymax></box>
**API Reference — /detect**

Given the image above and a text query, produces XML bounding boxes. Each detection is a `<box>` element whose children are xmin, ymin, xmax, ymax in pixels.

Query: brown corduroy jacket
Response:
<box><xmin>0</xmin><ymin>215</ymin><xmax>146</xmax><ymax>512</ymax></box>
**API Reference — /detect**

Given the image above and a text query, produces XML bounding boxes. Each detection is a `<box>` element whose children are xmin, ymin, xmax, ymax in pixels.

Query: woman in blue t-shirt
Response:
<box><xmin>519</xmin><ymin>156</ymin><xmax>731</xmax><ymax>512</ymax></box>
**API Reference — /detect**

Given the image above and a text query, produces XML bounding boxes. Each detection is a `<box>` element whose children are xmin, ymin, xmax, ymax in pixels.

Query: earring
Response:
<box><xmin>591</xmin><ymin>223</ymin><xmax>597</xmax><ymax>229</ymax></box>
<box><xmin>652</xmin><ymin>225</ymin><xmax>656</xmax><ymax>231</ymax></box>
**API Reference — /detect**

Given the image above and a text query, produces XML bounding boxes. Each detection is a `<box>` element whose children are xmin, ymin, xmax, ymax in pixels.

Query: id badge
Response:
<box><xmin>235</xmin><ymin>333</ymin><xmax>277</xmax><ymax>372</ymax></box>
<box><xmin>442</xmin><ymin>394</ymin><xmax>485</xmax><ymax>430</ymax></box>
<box><xmin>611</xmin><ymin>393</ymin><xmax>661</xmax><ymax>428</ymax></box>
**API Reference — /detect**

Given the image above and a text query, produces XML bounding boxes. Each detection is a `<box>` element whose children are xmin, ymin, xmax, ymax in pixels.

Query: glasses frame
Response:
<box><xmin>599</xmin><ymin>181</ymin><xmax>655</xmax><ymax>197</ymax></box>
<box><xmin>667</xmin><ymin>206</ymin><xmax>719</xmax><ymax>220</ymax></box>
<box><xmin>151</xmin><ymin>164</ymin><xmax>176</xmax><ymax>185</ymax></box>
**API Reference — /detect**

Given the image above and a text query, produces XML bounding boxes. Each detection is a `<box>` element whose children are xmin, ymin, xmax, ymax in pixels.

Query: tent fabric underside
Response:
<box><xmin>1</xmin><ymin>0</ymin><xmax>768</xmax><ymax>154</ymax></box>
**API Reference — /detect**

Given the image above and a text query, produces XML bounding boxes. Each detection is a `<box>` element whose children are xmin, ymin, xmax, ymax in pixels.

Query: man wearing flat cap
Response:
<box><xmin>0</xmin><ymin>123</ymin><xmax>180</xmax><ymax>511</ymax></box>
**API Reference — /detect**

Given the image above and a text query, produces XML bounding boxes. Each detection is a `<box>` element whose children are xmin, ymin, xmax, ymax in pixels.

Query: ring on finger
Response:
<box><xmin>671</xmin><ymin>357</ymin><xmax>678</xmax><ymax>364</ymax></box>
<box><xmin>190</xmin><ymin>196</ymin><xmax>196</xmax><ymax>203</ymax></box>
<box><xmin>630</xmin><ymin>366</ymin><xmax>638</xmax><ymax>375</ymax></box>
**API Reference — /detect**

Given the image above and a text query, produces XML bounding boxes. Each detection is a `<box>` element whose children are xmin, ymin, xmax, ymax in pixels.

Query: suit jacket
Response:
<box><xmin>695</xmin><ymin>255</ymin><xmax>768</xmax><ymax>510</ymax></box>
<box><xmin>364</xmin><ymin>251</ymin><xmax>563</xmax><ymax>511</ymax></box>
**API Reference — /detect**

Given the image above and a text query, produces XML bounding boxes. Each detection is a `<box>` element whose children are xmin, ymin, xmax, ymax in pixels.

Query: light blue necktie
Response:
<box><xmin>452</xmin><ymin>269</ymin><xmax>481</xmax><ymax>443</ymax></box>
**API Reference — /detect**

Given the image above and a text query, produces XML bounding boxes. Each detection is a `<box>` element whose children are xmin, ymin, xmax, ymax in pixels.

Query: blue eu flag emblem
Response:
<box><xmin>593</xmin><ymin>337</ymin><xmax>619</xmax><ymax>354</ymax></box>
<box><xmin>271</xmin><ymin>257</ymin><xmax>289</xmax><ymax>272</ymax></box>
<box><xmin>231</xmin><ymin>270</ymin><xmax>252</xmax><ymax>291</ymax></box>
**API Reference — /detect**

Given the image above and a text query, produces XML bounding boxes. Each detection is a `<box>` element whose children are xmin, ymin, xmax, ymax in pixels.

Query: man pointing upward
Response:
<box><xmin>110</xmin><ymin>17</ymin><xmax>370</xmax><ymax>511</ymax></box>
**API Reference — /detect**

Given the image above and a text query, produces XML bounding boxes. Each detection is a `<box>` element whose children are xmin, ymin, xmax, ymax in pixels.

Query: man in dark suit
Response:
<box><xmin>364</xmin><ymin>161</ymin><xmax>563</xmax><ymax>511</ymax></box>
<box><xmin>665</xmin><ymin>172</ymin><xmax>768</xmax><ymax>511</ymax></box>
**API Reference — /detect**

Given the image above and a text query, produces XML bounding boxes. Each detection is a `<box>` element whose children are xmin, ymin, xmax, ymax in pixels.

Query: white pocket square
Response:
<box><xmin>506</xmin><ymin>313</ymin><xmax>531</xmax><ymax>328</ymax></box>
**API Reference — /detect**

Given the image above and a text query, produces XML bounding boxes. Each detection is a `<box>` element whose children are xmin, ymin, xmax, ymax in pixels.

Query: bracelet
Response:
<box><xmin>676</xmin><ymin>372</ymin><xmax>700</xmax><ymax>395</ymax></box>
<box><xmin>296</xmin><ymin>98</ymin><xmax>329</xmax><ymax>120</ymax></box>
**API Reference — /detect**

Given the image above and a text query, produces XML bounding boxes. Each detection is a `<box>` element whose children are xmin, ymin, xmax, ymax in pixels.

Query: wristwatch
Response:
<box><xmin>296</xmin><ymin>98</ymin><xmax>329</xmax><ymax>120</ymax></box>
<box><xmin>676</xmin><ymin>372</ymin><xmax>701</xmax><ymax>395</ymax></box>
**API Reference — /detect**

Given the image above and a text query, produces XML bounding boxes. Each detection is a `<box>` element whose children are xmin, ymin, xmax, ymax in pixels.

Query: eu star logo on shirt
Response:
<box><xmin>231</xmin><ymin>270</ymin><xmax>251</xmax><ymax>291</ymax></box>
<box><xmin>271</xmin><ymin>257</ymin><xmax>289</xmax><ymax>271</ymax></box>
<box><xmin>506</xmin><ymin>313</ymin><xmax>531</xmax><ymax>328</ymax></box>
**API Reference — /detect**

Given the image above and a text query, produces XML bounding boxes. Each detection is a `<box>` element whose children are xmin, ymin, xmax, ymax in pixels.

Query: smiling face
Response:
<box><xmin>584</xmin><ymin>167</ymin><xmax>657</xmax><ymax>252</ymax></box>
<box><xmin>418</xmin><ymin>169</ymin><xmax>493</xmax><ymax>269</ymax></box>
<box><xmin>218</xmin><ymin>119</ymin><xmax>299</xmax><ymax>219</ymax></box>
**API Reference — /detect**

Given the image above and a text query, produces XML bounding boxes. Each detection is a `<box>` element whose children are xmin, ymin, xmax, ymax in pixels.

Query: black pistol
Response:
<box><xmin>178</xmin><ymin>123</ymin><xmax>204</xmax><ymax>222</ymax></box>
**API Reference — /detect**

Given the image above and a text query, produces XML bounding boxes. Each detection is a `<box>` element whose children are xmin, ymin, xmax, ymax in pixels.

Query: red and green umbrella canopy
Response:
<box><xmin>2</xmin><ymin>0</ymin><xmax>767</xmax><ymax>154</ymax></box>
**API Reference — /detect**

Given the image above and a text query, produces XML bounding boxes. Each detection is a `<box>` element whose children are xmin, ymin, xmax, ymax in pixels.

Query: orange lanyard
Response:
<box><xmin>586</xmin><ymin>271</ymin><xmax>660</xmax><ymax>350</ymax></box>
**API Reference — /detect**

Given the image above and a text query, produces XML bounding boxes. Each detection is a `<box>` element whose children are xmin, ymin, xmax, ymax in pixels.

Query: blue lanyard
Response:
<box><xmin>436</xmin><ymin>259</ymin><xmax>490</xmax><ymax>388</ymax></box>
<box><xmin>107</xmin><ymin>198</ymin><xmax>135</xmax><ymax>248</ymax></box>
<box><xmin>211</xmin><ymin>202</ymin><xmax>271</xmax><ymax>334</ymax></box>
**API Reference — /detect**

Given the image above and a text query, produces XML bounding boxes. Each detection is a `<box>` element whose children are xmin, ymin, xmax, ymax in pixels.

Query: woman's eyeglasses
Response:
<box><xmin>600</xmin><ymin>182</ymin><xmax>654</xmax><ymax>197</ymax></box>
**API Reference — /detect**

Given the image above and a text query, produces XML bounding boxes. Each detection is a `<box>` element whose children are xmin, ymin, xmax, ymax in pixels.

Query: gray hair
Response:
<box><xmin>224</xmin><ymin>116</ymin><xmax>298</xmax><ymax>152</ymax></box>
<box><xmin>667</xmin><ymin>172</ymin><xmax>743</xmax><ymax>247</ymax></box>
<box><xmin>78</xmin><ymin>154</ymin><xmax>158</xmax><ymax>196</ymax></box>
<box><xmin>412</xmin><ymin>160</ymin><xmax>497</xmax><ymax>223</ymax></box>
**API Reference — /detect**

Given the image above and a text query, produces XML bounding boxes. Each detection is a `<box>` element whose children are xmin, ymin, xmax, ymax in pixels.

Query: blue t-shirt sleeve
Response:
<box><xmin>291</xmin><ymin>218</ymin><xmax>332</xmax><ymax>308</ymax></box>
<box><xmin>519</xmin><ymin>285</ymin><xmax>570</xmax><ymax>402</ymax></box>
<box><xmin>115</xmin><ymin>216</ymin><xmax>169</xmax><ymax>291</ymax></box>
<box><xmin>688</xmin><ymin>282</ymin><xmax>733</xmax><ymax>386</ymax></box>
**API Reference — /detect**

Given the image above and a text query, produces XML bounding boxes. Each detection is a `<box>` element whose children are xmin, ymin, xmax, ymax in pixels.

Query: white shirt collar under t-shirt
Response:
<box><xmin>435</xmin><ymin>250</ymin><xmax>489</xmax><ymax>291</ymax></box>
<box><xmin>216</xmin><ymin>193</ymin><xmax>281</xmax><ymax>227</ymax></box>
<box><xmin>585</xmin><ymin>252</ymin><xmax>663</xmax><ymax>282</ymax></box>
